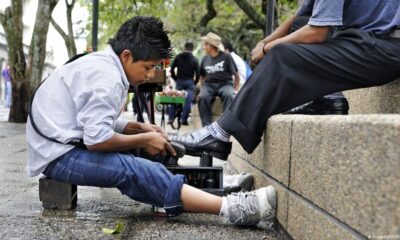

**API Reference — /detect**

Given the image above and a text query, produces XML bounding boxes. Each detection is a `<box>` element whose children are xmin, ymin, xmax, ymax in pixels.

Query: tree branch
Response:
<box><xmin>0</xmin><ymin>12</ymin><xmax>5</xmax><ymax>27</ymax></box>
<box><xmin>199</xmin><ymin>0</ymin><xmax>217</xmax><ymax>34</ymax></box>
<box><xmin>233</xmin><ymin>0</ymin><xmax>265</xmax><ymax>30</ymax></box>
<box><xmin>51</xmin><ymin>17</ymin><xmax>69</xmax><ymax>43</ymax></box>
<box><xmin>65</xmin><ymin>0</ymin><xmax>76</xmax><ymax>56</ymax></box>
<box><xmin>66</xmin><ymin>0</ymin><xmax>75</xmax><ymax>8</ymax></box>
<box><xmin>51</xmin><ymin>0</ymin><xmax>76</xmax><ymax>58</ymax></box>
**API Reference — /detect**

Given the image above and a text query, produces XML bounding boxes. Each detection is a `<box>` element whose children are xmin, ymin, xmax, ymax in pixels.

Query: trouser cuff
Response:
<box><xmin>163</xmin><ymin>174</ymin><xmax>187</xmax><ymax>217</ymax></box>
<box><xmin>218</xmin><ymin>110</ymin><xmax>261</xmax><ymax>154</ymax></box>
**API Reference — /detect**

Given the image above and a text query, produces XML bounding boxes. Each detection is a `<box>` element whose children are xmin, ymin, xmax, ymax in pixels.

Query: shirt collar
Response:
<box><xmin>104</xmin><ymin>45</ymin><xmax>130</xmax><ymax>90</ymax></box>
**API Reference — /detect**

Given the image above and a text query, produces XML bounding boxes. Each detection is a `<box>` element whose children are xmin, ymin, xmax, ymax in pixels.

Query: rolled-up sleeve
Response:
<box><xmin>75</xmin><ymin>83</ymin><xmax>126</xmax><ymax>146</ymax></box>
<box><xmin>115</xmin><ymin>118</ymin><xmax>128</xmax><ymax>133</ymax></box>
<box><xmin>308</xmin><ymin>0</ymin><xmax>344</xmax><ymax>26</ymax></box>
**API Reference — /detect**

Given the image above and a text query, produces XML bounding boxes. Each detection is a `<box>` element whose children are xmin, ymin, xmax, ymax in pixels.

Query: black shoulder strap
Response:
<box><xmin>29</xmin><ymin>53</ymin><xmax>88</xmax><ymax>149</ymax></box>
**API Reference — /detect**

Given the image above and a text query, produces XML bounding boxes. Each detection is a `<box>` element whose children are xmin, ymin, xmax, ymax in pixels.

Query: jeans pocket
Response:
<box><xmin>51</xmin><ymin>162</ymin><xmax>88</xmax><ymax>186</ymax></box>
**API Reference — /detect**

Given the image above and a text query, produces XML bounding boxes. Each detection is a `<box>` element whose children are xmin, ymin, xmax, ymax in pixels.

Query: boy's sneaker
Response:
<box><xmin>226</xmin><ymin>186</ymin><xmax>276</xmax><ymax>226</ymax></box>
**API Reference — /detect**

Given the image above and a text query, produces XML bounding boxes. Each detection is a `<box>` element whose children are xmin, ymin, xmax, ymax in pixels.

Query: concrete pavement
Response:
<box><xmin>0</xmin><ymin>105</ymin><xmax>289</xmax><ymax>240</ymax></box>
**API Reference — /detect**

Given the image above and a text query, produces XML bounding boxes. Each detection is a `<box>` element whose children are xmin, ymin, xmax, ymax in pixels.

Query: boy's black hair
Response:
<box><xmin>108</xmin><ymin>16</ymin><xmax>173</xmax><ymax>62</ymax></box>
<box><xmin>184</xmin><ymin>41</ymin><xmax>194</xmax><ymax>51</ymax></box>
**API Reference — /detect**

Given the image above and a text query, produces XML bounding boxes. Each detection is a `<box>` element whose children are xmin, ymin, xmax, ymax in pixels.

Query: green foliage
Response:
<box><xmin>79</xmin><ymin>0</ymin><xmax>299</xmax><ymax>59</ymax></box>
<box><xmin>201</xmin><ymin>0</ymin><xmax>262</xmax><ymax>59</ymax></box>
<box><xmin>164</xmin><ymin>0</ymin><xmax>204</xmax><ymax>56</ymax></box>
<box><xmin>166</xmin><ymin>0</ymin><xmax>265</xmax><ymax>60</ymax></box>
<box><xmin>277</xmin><ymin>0</ymin><xmax>298</xmax><ymax>23</ymax></box>
<box><xmin>80</xmin><ymin>0</ymin><xmax>172</xmax><ymax>50</ymax></box>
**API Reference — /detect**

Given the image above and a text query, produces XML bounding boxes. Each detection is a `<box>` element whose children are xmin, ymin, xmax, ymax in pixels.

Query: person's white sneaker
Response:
<box><xmin>226</xmin><ymin>186</ymin><xmax>276</xmax><ymax>226</ymax></box>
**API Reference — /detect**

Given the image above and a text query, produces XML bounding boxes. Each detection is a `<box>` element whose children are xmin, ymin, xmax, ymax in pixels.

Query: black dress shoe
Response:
<box><xmin>285</xmin><ymin>97</ymin><xmax>349</xmax><ymax>115</ymax></box>
<box><xmin>171</xmin><ymin>127</ymin><xmax>232</xmax><ymax>160</ymax></box>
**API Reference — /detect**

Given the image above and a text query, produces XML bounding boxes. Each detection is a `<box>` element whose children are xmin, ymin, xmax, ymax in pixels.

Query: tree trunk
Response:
<box><xmin>0</xmin><ymin>0</ymin><xmax>29</xmax><ymax>122</ymax></box>
<box><xmin>0</xmin><ymin>0</ymin><xmax>59</xmax><ymax>122</ymax></box>
<box><xmin>28</xmin><ymin>0</ymin><xmax>59</xmax><ymax>93</ymax></box>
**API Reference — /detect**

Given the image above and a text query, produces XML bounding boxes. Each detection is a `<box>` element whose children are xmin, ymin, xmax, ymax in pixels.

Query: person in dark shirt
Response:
<box><xmin>198</xmin><ymin>32</ymin><xmax>240</xmax><ymax>127</ymax></box>
<box><xmin>173</xmin><ymin>0</ymin><xmax>400</xmax><ymax>161</ymax></box>
<box><xmin>168</xmin><ymin>42</ymin><xmax>200</xmax><ymax>125</ymax></box>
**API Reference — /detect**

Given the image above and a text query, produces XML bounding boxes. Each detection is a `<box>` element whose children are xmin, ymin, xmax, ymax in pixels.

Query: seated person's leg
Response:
<box><xmin>218</xmin><ymin>83</ymin><xmax>235</xmax><ymax>112</ymax></box>
<box><xmin>198</xmin><ymin>83</ymin><xmax>217</xmax><ymax>127</ymax></box>
<box><xmin>173</xmin><ymin>30</ymin><xmax>400</xmax><ymax>155</ymax></box>
<box><xmin>287</xmin><ymin>16</ymin><xmax>349</xmax><ymax>114</ymax></box>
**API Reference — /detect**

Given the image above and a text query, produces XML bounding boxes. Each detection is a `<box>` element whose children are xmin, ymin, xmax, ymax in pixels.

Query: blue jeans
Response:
<box><xmin>168</xmin><ymin>79</ymin><xmax>195</xmax><ymax>122</ymax></box>
<box><xmin>5</xmin><ymin>81</ymin><xmax>11</xmax><ymax>108</ymax></box>
<box><xmin>43</xmin><ymin>148</ymin><xmax>187</xmax><ymax>216</ymax></box>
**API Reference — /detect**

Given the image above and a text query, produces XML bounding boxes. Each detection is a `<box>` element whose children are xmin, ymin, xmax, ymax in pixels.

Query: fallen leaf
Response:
<box><xmin>102</xmin><ymin>222</ymin><xmax>124</xmax><ymax>235</ymax></box>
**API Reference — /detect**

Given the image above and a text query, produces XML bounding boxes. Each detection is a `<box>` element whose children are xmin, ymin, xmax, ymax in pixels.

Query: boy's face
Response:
<box><xmin>119</xmin><ymin>50</ymin><xmax>160</xmax><ymax>86</ymax></box>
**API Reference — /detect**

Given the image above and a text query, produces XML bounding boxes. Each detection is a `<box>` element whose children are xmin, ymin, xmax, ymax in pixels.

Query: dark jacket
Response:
<box><xmin>170</xmin><ymin>52</ymin><xmax>200</xmax><ymax>84</ymax></box>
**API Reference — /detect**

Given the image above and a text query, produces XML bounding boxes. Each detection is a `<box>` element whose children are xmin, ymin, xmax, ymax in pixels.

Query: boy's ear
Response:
<box><xmin>120</xmin><ymin>49</ymin><xmax>132</xmax><ymax>63</ymax></box>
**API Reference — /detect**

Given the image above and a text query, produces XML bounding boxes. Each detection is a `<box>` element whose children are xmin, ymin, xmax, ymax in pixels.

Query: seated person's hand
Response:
<box><xmin>250</xmin><ymin>42</ymin><xmax>265</xmax><ymax>69</ymax></box>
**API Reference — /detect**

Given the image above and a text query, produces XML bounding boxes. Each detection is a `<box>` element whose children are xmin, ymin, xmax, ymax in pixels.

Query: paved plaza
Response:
<box><xmin>0</xmin><ymin>105</ymin><xmax>288</xmax><ymax>239</ymax></box>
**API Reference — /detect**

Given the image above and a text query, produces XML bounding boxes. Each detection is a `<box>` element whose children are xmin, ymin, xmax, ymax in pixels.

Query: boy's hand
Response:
<box><xmin>143</xmin><ymin>132</ymin><xmax>176</xmax><ymax>156</ymax></box>
<box><xmin>141</xmin><ymin>123</ymin><xmax>168</xmax><ymax>140</ymax></box>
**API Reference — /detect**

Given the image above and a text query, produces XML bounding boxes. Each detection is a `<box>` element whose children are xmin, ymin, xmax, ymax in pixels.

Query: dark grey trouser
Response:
<box><xmin>290</xmin><ymin>16</ymin><xmax>344</xmax><ymax>100</ymax></box>
<box><xmin>198</xmin><ymin>82</ymin><xmax>235</xmax><ymax>127</ymax></box>
<box><xmin>218</xmin><ymin>28</ymin><xmax>400</xmax><ymax>153</ymax></box>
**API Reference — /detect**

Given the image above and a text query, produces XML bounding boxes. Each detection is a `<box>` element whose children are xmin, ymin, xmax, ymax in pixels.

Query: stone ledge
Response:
<box><xmin>230</xmin><ymin>114</ymin><xmax>400</xmax><ymax>239</ymax></box>
<box><xmin>228</xmin><ymin>156</ymin><xmax>361</xmax><ymax>240</ymax></box>
<box><xmin>344</xmin><ymin>78</ymin><xmax>400</xmax><ymax>114</ymax></box>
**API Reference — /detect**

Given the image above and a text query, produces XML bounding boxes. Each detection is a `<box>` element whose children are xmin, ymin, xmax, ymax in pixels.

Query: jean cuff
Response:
<box><xmin>163</xmin><ymin>174</ymin><xmax>187</xmax><ymax>217</ymax></box>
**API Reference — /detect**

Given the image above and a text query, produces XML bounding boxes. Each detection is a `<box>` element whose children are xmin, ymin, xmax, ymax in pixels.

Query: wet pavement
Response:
<box><xmin>0</xmin><ymin>105</ymin><xmax>289</xmax><ymax>240</ymax></box>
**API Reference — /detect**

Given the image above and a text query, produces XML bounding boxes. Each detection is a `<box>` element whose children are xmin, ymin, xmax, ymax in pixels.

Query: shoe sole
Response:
<box><xmin>322</xmin><ymin>110</ymin><xmax>348</xmax><ymax>115</ymax></box>
<box><xmin>185</xmin><ymin>147</ymin><xmax>229</xmax><ymax>160</ymax></box>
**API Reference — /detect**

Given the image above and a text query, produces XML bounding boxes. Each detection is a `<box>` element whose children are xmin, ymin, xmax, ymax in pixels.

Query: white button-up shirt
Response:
<box><xmin>26</xmin><ymin>46</ymin><xmax>130</xmax><ymax>176</ymax></box>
